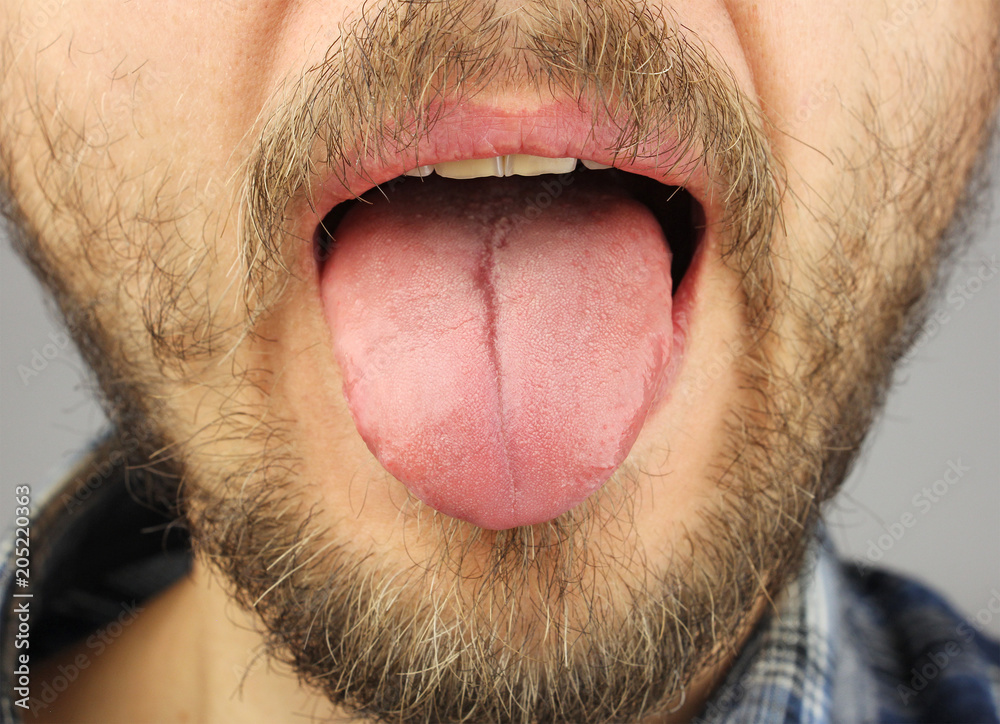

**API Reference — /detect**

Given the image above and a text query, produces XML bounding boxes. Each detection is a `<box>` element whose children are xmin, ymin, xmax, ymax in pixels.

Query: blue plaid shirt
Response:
<box><xmin>2</xmin><ymin>441</ymin><xmax>999</xmax><ymax>722</ymax></box>
<box><xmin>698</xmin><ymin>537</ymin><xmax>1000</xmax><ymax>723</ymax></box>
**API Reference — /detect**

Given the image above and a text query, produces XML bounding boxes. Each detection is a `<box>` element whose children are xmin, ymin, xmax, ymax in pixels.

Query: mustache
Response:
<box><xmin>238</xmin><ymin>0</ymin><xmax>782</xmax><ymax>322</ymax></box>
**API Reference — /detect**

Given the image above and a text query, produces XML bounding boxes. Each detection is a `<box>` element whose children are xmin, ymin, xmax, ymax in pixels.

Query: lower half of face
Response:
<box><xmin>2</xmin><ymin>1</ymin><xmax>997</xmax><ymax>721</ymax></box>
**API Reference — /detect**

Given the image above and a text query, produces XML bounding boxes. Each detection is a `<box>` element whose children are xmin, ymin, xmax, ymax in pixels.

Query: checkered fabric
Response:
<box><xmin>698</xmin><ymin>536</ymin><xmax>1000</xmax><ymax>723</ymax></box>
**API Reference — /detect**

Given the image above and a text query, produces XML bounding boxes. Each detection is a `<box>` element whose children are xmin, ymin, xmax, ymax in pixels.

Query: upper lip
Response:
<box><xmin>295</xmin><ymin>98</ymin><xmax>719</xmax><ymax>243</ymax></box>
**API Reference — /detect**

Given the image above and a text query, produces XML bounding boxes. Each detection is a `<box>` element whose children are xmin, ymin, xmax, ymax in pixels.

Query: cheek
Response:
<box><xmin>243</xmin><ymin>272</ymin><xmax>408</xmax><ymax>517</ymax></box>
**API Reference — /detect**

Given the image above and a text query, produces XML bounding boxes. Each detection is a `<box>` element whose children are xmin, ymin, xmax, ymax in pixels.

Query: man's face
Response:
<box><xmin>2</xmin><ymin>1</ymin><xmax>998</xmax><ymax>721</ymax></box>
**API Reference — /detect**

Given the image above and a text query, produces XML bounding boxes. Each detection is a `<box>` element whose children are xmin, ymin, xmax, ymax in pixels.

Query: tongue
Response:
<box><xmin>321</xmin><ymin>173</ymin><xmax>673</xmax><ymax>530</ymax></box>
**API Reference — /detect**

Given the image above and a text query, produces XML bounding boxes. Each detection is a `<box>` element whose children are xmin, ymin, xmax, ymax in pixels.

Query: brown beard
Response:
<box><xmin>3</xmin><ymin>0</ymin><xmax>999</xmax><ymax>722</ymax></box>
<box><xmin>186</xmin><ymin>3</ymin><xmax>793</xmax><ymax>720</ymax></box>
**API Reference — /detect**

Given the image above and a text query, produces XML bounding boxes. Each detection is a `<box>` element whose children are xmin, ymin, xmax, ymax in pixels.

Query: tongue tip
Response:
<box><xmin>413</xmin><ymin>474</ymin><xmax>611</xmax><ymax>531</ymax></box>
<box><xmin>432</xmin><ymin>498</ymin><xmax>575</xmax><ymax>531</ymax></box>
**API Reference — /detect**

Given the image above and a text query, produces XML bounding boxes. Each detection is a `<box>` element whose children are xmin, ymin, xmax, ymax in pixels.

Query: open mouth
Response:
<box><xmin>312</xmin><ymin>152</ymin><xmax>706</xmax><ymax>530</ymax></box>
<box><xmin>316</xmin><ymin>159</ymin><xmax>701</xmax><ymax>289</ymax></box>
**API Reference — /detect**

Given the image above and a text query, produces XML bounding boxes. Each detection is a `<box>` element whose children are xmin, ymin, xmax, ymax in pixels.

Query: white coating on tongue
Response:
<box><xmin>321</xmin><ymin>176</ymin><xmax>673</xmax><ymax>529</ymax></box>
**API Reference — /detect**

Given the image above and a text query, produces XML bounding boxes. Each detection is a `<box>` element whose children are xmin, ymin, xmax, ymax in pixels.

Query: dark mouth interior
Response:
<box><xmin>315</xmin><ymin>166</ymin><xmax>703</xmax><ymax>291</ymax></box>
<box><xmin>610</xmin><ymin>169</ymin><xmax>700</xmax><ymax>291</ymax></box>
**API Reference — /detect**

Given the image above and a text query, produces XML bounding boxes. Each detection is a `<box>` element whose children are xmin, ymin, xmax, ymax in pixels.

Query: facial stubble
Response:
<box><xmin>3</xmin><ymin>0</ymin><xmax>999</xmax><ymax>722</ymax></box>
<box><xmin>191</xmin><ymin>3</ymin><xmax>790</xmax><ymax>721</ymax></box>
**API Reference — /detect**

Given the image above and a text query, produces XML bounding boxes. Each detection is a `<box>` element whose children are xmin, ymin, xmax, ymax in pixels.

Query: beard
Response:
<box><xmin>186</xmin><ymin>4</ymin><xmax>803</xmax><ymax>720</ymax></box>
<box><xmin>3</xmin><ymin>1</ymin><xmax>998</xmax><ymax>722</ymax></box>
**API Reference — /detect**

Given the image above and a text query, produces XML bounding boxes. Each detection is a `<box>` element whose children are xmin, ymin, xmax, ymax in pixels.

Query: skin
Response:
<box><xmin>3</xmin><ymin>0</ymin><xmax>998</xmax><ymax>722</ymax></box>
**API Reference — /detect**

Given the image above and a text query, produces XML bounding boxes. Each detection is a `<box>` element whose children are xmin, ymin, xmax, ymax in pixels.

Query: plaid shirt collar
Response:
<box><xmin>698</xmin><ymin>532</ymin><xmax>1000</xmax><ymax>723</ymax></box>
<box><xmin>696</xmin><ymin>539</ymin><xmax>840</xmax><ymax>723</ymax></box>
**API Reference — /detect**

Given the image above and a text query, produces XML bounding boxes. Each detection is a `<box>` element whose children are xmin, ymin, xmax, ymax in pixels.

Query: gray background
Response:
<box><xmin>2</xmin><ymin>165</ymin><xmax>999</xmax><ymax>635</ymax></box>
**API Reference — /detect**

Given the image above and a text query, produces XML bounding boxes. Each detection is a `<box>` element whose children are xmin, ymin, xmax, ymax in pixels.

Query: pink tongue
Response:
<box><xmin>321</xmin><ymin>174</ymin><xmax>672</xmax><ymax>530</ymax></box>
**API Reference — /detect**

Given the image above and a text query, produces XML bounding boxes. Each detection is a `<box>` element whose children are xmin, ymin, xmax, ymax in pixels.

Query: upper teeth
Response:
<box><xmin>403</xmin><ymin>156</ymin><xmax>612</xmax><ymax>179</ymax></box>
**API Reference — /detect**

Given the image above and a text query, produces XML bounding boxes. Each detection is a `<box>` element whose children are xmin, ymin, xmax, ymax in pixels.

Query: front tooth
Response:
<box><xmin>582</xmin><ymin>159</ymin><xmax>613</xmax><ymax>170</ymax></box>
<box><xmin>403</xmin><ymin>165</ymin><xmax>433</xmax><ymax>177</ymax></box>
<box><xmin>505</xmin><ymin>155</ymin><xmax>577</xmax><ymax>177</ymax></box>
<box><xmin>434</xmin><ymin>157</ymin><xmax>504</xmax><ymax>179</ymax></box>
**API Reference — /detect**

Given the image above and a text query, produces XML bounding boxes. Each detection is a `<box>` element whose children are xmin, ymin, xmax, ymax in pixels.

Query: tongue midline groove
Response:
<box><xmin>314</xmin><ymin>167</ymin><xmax>701</xmax><ymax>289</ymax></box>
